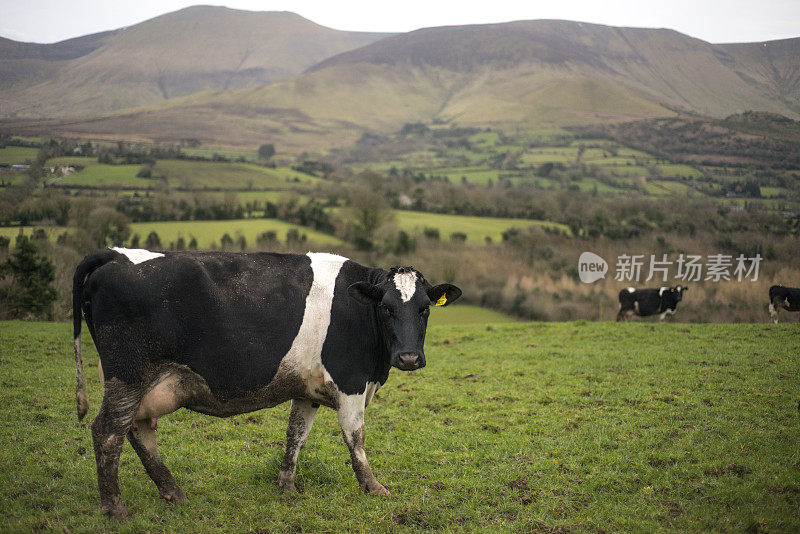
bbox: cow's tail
[73,249,116,421]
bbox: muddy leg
[128,420,187,504]
[769,302,779,324]
[278,399,319,492]
[337,394,388,496]
[91,379,142,519]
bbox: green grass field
[428,305,515,325]
[0,219,343,248]
[392,210,570,241]
[0,146,39,165]
[0,209,568,249]
[49,157,151,187]
[42,157,321,190]
[0,321,797,532]
[129,219,343,248]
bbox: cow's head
[347,267,462,371]
[668,285,687,304]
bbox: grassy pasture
[428,304,516,325]
[178,146,258,161]
[0,208,567,249]
[0,219,342,248]
[1,321,798,532]
[48,157,151,188]
[0,146,39,165]
[43,158,320,190]
[153,160,320,190]
[129,219,343,248]
[391,211,570,242]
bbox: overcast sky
[1,0,799,45]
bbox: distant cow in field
[768,285,800,323]
[617,286,687,321]
[72,248,461,518]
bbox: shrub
[0,235,57,319]
[145,231,162,250]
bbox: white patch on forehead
[279,252,348,401]
[111,247,164,264]
[627,287,636,293]
[394,271,418,302]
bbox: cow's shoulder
[321,260,389,394]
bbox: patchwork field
[129,219,343,248]
[390,211,571,242]
[0,219,343,248]
[0,146,39,165]
[39,157,322,191]
[1,321,798,532]
[0,209,568,248]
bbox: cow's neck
[367,268,392,384]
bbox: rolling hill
[0,6,388,119]
[2,15,799,152]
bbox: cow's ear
[348,282,383,304]
[428,284,462,307]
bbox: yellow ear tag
[435,295,447,307]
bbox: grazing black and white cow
[616,286,687,321]
[72,247,461,518]
[768,285,800,323]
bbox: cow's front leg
[769,302,779,323]
[337,394,389,496]
[278,399,319,492]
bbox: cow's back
[85,251,313,399]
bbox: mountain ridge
[2,11,799,152]
[0,6,390,119]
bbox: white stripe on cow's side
[626,287,635,293]
[280,253,348,399]
[659,287,668,296]
[111,247,165,264]
[394,271,418,302]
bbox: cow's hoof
[102,502,129,520]
[161,487,188,504]
[277,471,298,493]
[367,483,390,496]
[279,482,298,493]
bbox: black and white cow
[768,285,800,323]
[72,247,461,518]
[616,286,687,321]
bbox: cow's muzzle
[393,351,425,371]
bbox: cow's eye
[381,305,394,317]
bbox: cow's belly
[137,358,340,420]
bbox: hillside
[2,19,799,151]
[0,6,388,119]
[717,38,800,118]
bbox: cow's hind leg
[337,394,389,496]
[91,379,143,519]
[128,420,187,504]
[278,399,319,492]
